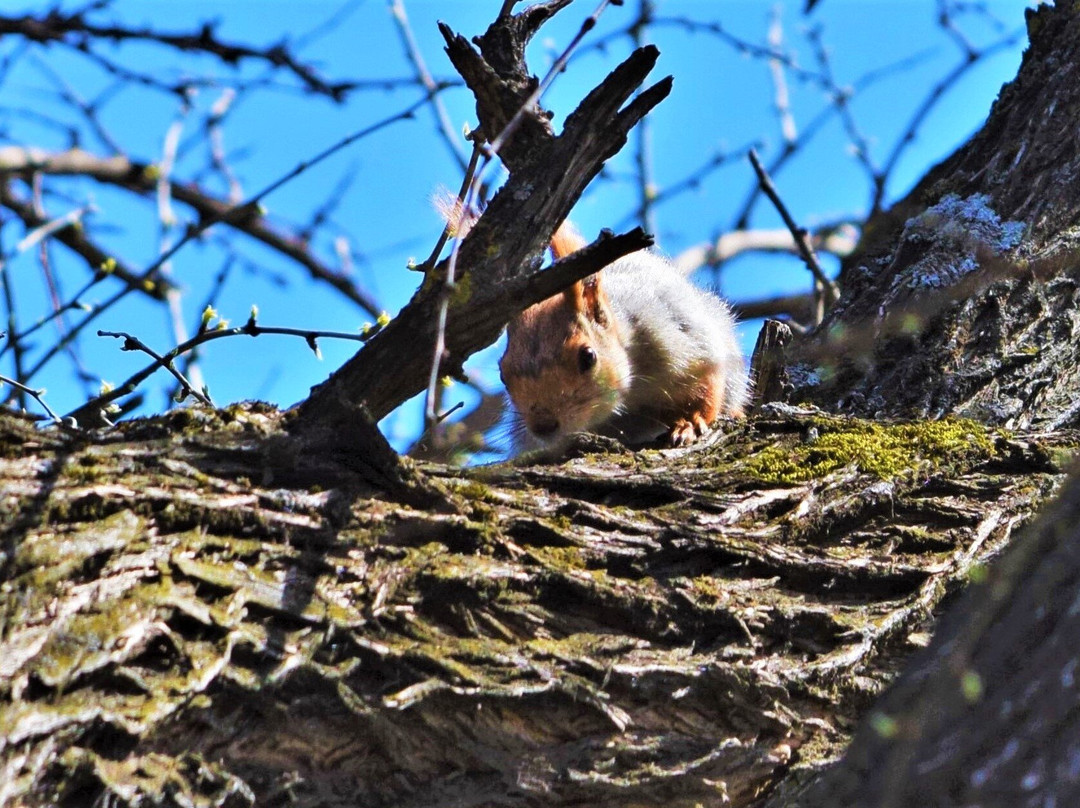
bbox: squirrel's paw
[667,414,712,447]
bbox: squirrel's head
[499,274,630,443]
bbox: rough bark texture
[783,463,1080,808]
[1,405,1074,807]
[788,2,1080,431]
[4,2,1080,807]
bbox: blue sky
[0,0,1033,451]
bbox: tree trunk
[4,2,1080,807]
[781,461,1080,808]
[787,1,1080,431]
[2,403,1076,807]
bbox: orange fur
[431,188,476,240]
[549,221,588,260]
[433,190,585,264]
[499,274,630,441]
[429,192,747,448]
[499,242,749,449]
[666,372,723,446]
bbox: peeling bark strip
[790,2,1080,431]
[1,407,1076,806]
[296,4,671,428]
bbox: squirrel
[499,222,749,448]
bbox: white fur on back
[603,251,749,429]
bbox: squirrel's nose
[530,415,559,437]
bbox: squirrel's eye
[578,346,597,373]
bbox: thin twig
[13,202,95,255]
[0,247,26,410]
[747,148,839,309]
[389,0,468,171]
[28,52,124,154]
[141,95,430,297]
[22,282,129,384]
[423,146,481,430]
[294,1,367,51]
[767,7,797,148]
[631,0,657,237]
[171,255,236,399]
[615,141,758,230]
[98,330,212,407]
[875,23,1023,214]
[416,137,482,435]
[2,268,103,355]
[299,163,360,244]
[0,372,62,423]
[70,316,376,425]
[205,89,243,203]
[17,98,424,385]
[0,11,359,101]
[31,174,94,391]
[806,25,878,193]
[732,28,951,229]
[0,179,172,301]
[421,142,483,272]
[157,97,205,398]
[579,15,828,89]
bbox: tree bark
[780,462,1080,808]
[3,2,1080,808]
[1,403,1076,807]
[788,1,1080,432]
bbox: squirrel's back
[598,252,748,442]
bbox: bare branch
[767,7,797,147]
[630,0,658,236]
[748,147,840,308]
[0,11,359,101]
[0,140,390,316]
[0,180,169,300]
[0,253,25,410]
[875,22,1024,213]
[615,141,759,231]
[0,372,62,422]
[673,223,857,274]
[388,0,468,171]
[12,200,95,255]
[98,329,213,411]
[4,271,103,355]
[203,89,243,204]
[807,25,879,201]
[69,315,374,427]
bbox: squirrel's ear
[566,275,609,327]
[550,221,588,260]
[432,187,477,239]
